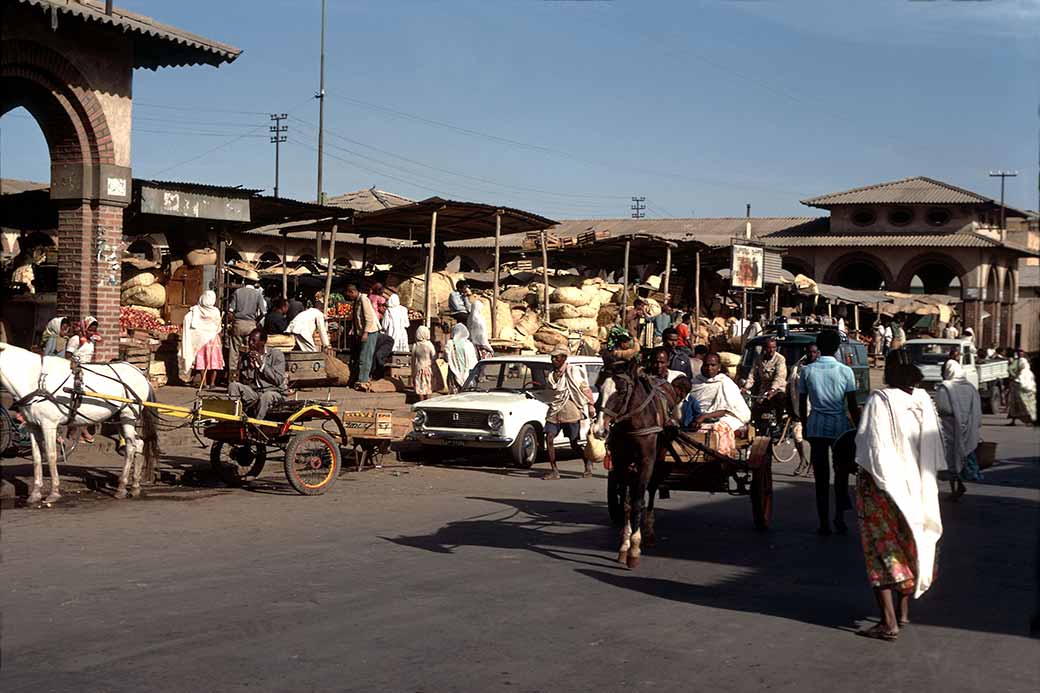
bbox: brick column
[56,201,123,362]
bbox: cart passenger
[682,353,751,457]
[228,328,287,420]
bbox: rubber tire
[509,423,541,469]
[751,463,773,532]
[210,442,267,487]
[607,468,625,526]
[284,430,341,496]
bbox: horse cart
[78,391,394,496]
[607,422,775,531]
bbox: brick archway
[2,39,125,358]
[823,252,895,290]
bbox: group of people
[40,315,101,364]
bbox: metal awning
[351,197,557,242]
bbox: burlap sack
[500,286,531,303]
[121,272,156,290]
[534,327,568,346]
[574,302,600,319]
[549,303,580,320]
[185,248,217,266]
[551,286,590,307]
[325,355,351,385]
[515,309,542,337]
[121,283,166,308]
[556,317,598,333]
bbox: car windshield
[907,343,956,366]
[462,361,555,394]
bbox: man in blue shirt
[799,330,861,536]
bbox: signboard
[731,244,764,289]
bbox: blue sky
[2,0,1037,219]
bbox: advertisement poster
[731,244,764,289]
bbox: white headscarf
[445,323,478,385]
[466,296,492,352]
[855,387,945,598]
[42,317,65,339]
[935,366,981,474]
[942,358,964,381]
[180,290,222,373]
[380,293,411,352]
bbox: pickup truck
[903,339,1008,413]
[406,355,603,467]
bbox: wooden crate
[577,230,610,247]
[342,409,394,439]
[285,351,327,383]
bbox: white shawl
[934,375,981,473]
[855,388,945,598]
[180,290,222,373]
[467,297,492,352]
[941,358,964,381]
[381,293,411,353]
[687,372,751,431]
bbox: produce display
[120,306,179,335]
[327,303,353,318]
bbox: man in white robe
[684,353,751,457]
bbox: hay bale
[549,303,580,320]
[121,283,166,309]
[121,271,156,290]
[551,286,590,307]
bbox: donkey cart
[607,426,774,531]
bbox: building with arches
[1,0,239,358]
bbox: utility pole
[630,196,645,219]
[989,170,1018,238]
[315,0,327,257]
[269,114,287,198]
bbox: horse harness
[9,357,138,425]
[602,371,675,438]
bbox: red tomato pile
[119,306,180,335]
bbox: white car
[406,355,603,467]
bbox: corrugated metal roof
[446,216,824,249]
[802,176,995,207]
[16,1,241,69]
[323,188,414,212]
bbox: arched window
[256,251,281,269]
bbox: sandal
[856,624,898,641]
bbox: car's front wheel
[509,423,541,468]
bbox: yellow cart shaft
[79,390,309,432]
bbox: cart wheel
[751,463,773,531]
[607,468,624,526]
[284,430,341,495]
[210,442,267,487]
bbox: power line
[134,102,269,116]
[631,196,646,219]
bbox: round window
[926,208,951,227]
[888,207,913,227]
[851,208,877,226]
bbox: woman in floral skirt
[853,348,945,641]
[410,325,436,401]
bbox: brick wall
[56,202,122,361]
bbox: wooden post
[741,289,748,349]
[772,283,780,319]
[854,303,860,333]
[361,234,369,275]
[315,229,323,262]
[281,231,289,299]
[694,250,701,343]
[424,211,438,327]
[323,222,338,306]
[621,238,631,326]
[492,210,502,338]
[662,244,672,303]
[215,232,226,341]
[540,228,550,323]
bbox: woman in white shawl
[1007,348,1036,426]
[935,358,982,499]
[180,290,224,389]
[40,316,69,356]
[683,353,751,457]
[853,348,945,641]
[410,325,436,401]
[380,293,411,353]
[466,296,494,360]
[444,323,478,393]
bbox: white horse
[0,342,159,504]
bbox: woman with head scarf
[65,316,100,364]
[935,353,982,499]
[180,290,224,389]
[381,293,411,354]
[466,295,494,361]
[410,325,436,401]
[444,323,478,393]
[41,317,69,357]
[853,348,945,641]
[1007,348,1036,426]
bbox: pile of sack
[120,270,166,314]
